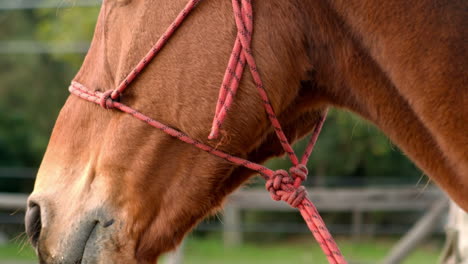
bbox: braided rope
[109,0,202,100]
[216,0,300,165]
[68,0,346,263]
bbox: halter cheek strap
[69,0,346,263]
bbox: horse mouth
[78,221,98,264]
[39,220,100,264]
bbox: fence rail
[0,186,443,213]
[0,186,444,242]
[0,193,28,210]
[0,186,447,264]
[228,187,442,211]
[0,168,37,179]
[222,186,444,246]
[0,41,90,54]
[0,0,101,10]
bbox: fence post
[381,197,449,264]
[439,201,468,264]
[352,208,363,241]
[164,239,185,264]
[224,205,242,247]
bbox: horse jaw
[28,0,314,261]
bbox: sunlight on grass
[170,236,441,264]
[1,236,441,263]
[0,241,36,261]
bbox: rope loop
[110,90,122,100]
[290,164,308,187]
[99,90,116,109]
[265,168,308,208]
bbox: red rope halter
[69,0,346,263]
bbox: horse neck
[307,0,468,210]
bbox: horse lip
[79,221,99,264]
[36,221,98,264]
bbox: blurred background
[0,1,449,263]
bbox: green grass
[175,236,441,264]
[0,240,36,261]
[0,236,442,263]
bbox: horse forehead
[100,0,309,85]
[74,0,311,152]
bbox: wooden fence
[223,186,444,246]
[0,186,447,264]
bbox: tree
[0,5,422,185]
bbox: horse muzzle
[25,196,121,264]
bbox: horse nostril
[25,204,42,248]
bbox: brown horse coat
[29,0,467,263]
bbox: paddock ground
[0,235,442,264]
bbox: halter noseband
[69,0,346,263]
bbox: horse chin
[36,221,99,263]
[78,224,141,264]
[47,224,140,263]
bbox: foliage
[0,5,422,186]
[267,109,422,186]
[0,7,97,167]
[35,5,100,66]
[0,5,437,263]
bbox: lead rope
[69,0,346,263]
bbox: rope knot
[99,90,116,109]
[289,164,308,187]
[265,168,308,208]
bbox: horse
[25,0,467,263]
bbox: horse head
[26,1,327,262]
[26,0,467,263]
